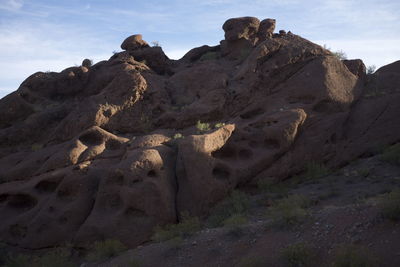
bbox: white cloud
[0,0,23,11]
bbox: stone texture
[0,17,399,249]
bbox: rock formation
[0,16,399,249]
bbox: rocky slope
[0,16,399,250]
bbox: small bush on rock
[266,194,310,228]
[152,212,201,242]
[332,244,377,267]
[304,162,330,180]
[281,242,314,267]
[207,190,250,227]
[200,51,218,61]
[196,120,211,132]
[381,143,400,166]
[380,189,400,221]
[86,239,127,262]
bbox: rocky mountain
[0,16,399,251]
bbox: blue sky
[1,0,399,98]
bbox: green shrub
[333,50,347,60]
[173,133,183,139]
[304,162,330,180]
[357,168,370,178]
[332,244,377,267]
[281,242,314,267]
[200,51,218,61]
[207,191,250,227]
[237,255,265,267]
[366,65,376,75]
[34,249,74,267]
[152,212,201,242]
[380,189,400,221]
[257,179,290,197]
[128,258,143,267]
[31,143,43,152]
[266,194,310,228]
[86,239,127,262]
[214,122,225,128]
[196,120,211,132]
[381,143,400,165]
[4,254,31,267]
[223,214,248,237]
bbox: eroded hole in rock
[9,224,27,238]
[107,172,124,185]
[313,99,336,113]
[104,193,122,209]
[240,108,264,119]
[58,216,68,224]
[212,165,230,180]
[129,178,142,186]
[238,149,253,159]
[7,194,37,210]
[248,140,258,148]
[57,185,78,201]
[0,194,7,203]
[264,139,280,149]
[35,178,62,193]
[147,170,157,177]
[124,207,147,218]
[330,133,337,144]
[286,95,316,104]
[212,145,236,159]
[106,139,121,150]
[79,130,104,146]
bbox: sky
[0,0,399,98]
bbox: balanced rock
[222,16,260,41]
[258,18,276,40]
[121,34,149,51]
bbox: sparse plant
[223,213,248,237]
[199,51,218,61]
[379,189,400,221]
[381,143,400,166]
[128,257,143,267]
[333,50,347,60]
[281,242,314,267]
[33,248,74,267]
[304,162,330,180]
[173,133,183,139]
[207,190,250,227]
[86,239,127,262]
[214,122,225,128]
[151,41,160,47]
[237,255,265,267]
[266,194,310,228]
[366,65,376,75]
[31,143,43,152]
[322,44,347,60]
[257,178,290,197]
[152,212,201,242]
[196,120,211,132]
[4,254,31,267]
[357,168,370,178]
[332,244,377,267]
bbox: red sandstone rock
[0,17,399,249]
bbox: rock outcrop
[0,17,399,249]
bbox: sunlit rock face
[0,16,399,249]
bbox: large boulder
[121,34,149,51]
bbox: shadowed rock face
[0,16,399,249]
